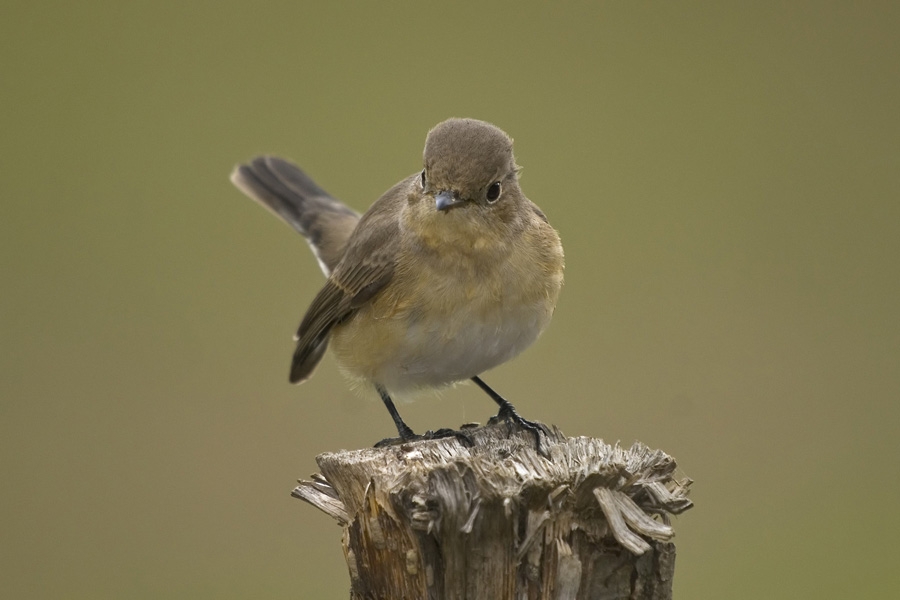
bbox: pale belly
[329,265,559,394]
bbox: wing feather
[288,176,412,383]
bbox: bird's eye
[486,182,502,202]
[420,170,426,188]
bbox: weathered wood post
[293,421,692,599]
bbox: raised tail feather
[231,156,362,383]
[230,156,360,276]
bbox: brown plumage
[232,118,564,444]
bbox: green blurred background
[2,2,898,598]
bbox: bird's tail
[230,156,360,276]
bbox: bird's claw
[374,427,474,449]
[492,403,550,458]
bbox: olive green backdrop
[2,2,898,598]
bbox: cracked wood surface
[293,421,692,600]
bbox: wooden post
[293,421,692,600]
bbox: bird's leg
[471,375,548,456]
[377,385,416,440]
[374,386,474,448]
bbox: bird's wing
[288,178,409,383]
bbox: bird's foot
[491,401,550,458]
[374,427,474,449]
[425,428,475,447]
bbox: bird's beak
[435,190,464,211]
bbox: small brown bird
[231,118,564,445]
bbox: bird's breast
[329,223,563,395]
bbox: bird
[231,118,564,448]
